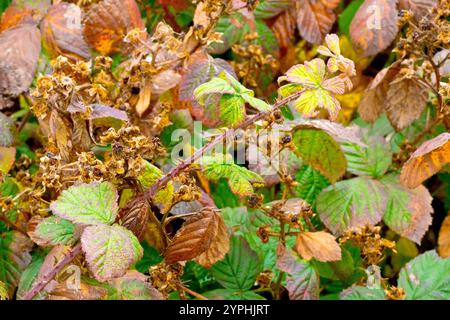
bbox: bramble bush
[0,0,449,301]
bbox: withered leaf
[398,0,437,20]
[0,0,51,31]
[195,212,230,268]
[83,0,145,55]
[48,109,72,161]
[350,0,398,57]
[295,0,340,44]
[0,22,41,109]
[117,197,150,241]
[108,270,164,300]
[40,3,90,60]
[400,133,450,188]
[164,208,219,265]
[296,231,342,262]
[271,11,296,51]
[385,76,428,131]
[438,213,450,258]
[46,281,108,300]
[358,62,400,123]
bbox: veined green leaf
[293,128,346,183]
[241,93,271,112]
[293,165,330,206]
[33,216,77,246]
[398,250,450,300]
[340,285,386,300]
[50,181,118,225]
[219,94,246,126]
[316,177,386,235]
[81,224,143,282]
[194,77,235,102]
[202,288,265,300]
[278,83,303,98]
[138,160,174,211]
[211,236,262,291]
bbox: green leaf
[211,236,262,291]
[135,242,163,273]
[16,254,45,300]
[316,177,386,235]
[398,250,450,300]
[194,77,235,102]
[380,175,433,244]
[293,89,341,120]
[202,289,265,300]
[293,165,330,206]
[341,132,392,178]
[277,247,320,300]
[278,83,303,98]
[109,275,162,300]
[219,94,246,126]
[340,285,386,300]
[254,0,292,19]
[293,128,347,183]
[241,93,271,112]
[81,224,143,282]
[138,160,174,211]
[33,216,77,246]
[0,231,33,297]
[202,156,264,196]
[50,181,118,226]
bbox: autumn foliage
[0,0,449,301]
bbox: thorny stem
[274,220,286,300]
[139,91,305,202]
[0,212,27,236]
[22,243,82,300]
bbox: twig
[139,91,305,202]
[177,283,209,300]
[22,243,82,300]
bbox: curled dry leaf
[83,0,145,55]
[40,3,91,60]
[385,76,428,131]
[350,0,398,56]
[195,212,230,268]
[295,0,340,44]
[400,133,450,188]
[296,231,342,262]
[117,197,150,241]
[398,0,438,20]
[358,62,400,123]
[164,208,222,265]
[438,213,450,258]
[0,22,41,109]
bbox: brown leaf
[350,0,398,56]
[0,0,50,31]
[358,62,400,123]
[272,11,296,51]
[400,133,450,188]
[398,0,437,20]
[135,80,152,117]
[438,213,450,258]
[83,0,145,55]
[296,231,342,262]
[385,76,428,131]
[117,197,150,241]
[164,208,219,264]
[46,281,108,300]
[295,0,340,44]
[195,212,230,268]
[40,3,91,60]
[0,22,41,108]
[27,215,48,246]
[48,109,72,161]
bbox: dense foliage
[0,0,449,301]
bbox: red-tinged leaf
[116,197,150,241]
[40,3,90,60]
[108,270,164,300]
[271,11,296,50]
[0,22,41,109]
[295,0,340,44]
[195,212,230,268]
[400,133,450,188]
[381,175,433,244]
[164,208,220,265]
[438,213,450,258]
[350,0,398,56]
[276,245,320,300]
[296,231,342,262]
[385,76,429,131]
[398,0,437,20]
[0,0,50,31]
[90,104,129,122]
[81,224,143,282]
[157,0,188,11]
[27,215,78,247]
[358,62,400,123]
[83,0,145,55]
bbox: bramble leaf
[27,215,77,246]
[81,224,143,282]
[219,94,246,126]
[293,165,330,206]
[50,181,119,225]
[340,286,386,300]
